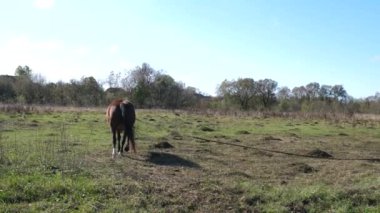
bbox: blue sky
[0,0,379,98]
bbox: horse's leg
[122,130,128,152]
[112,128,117,158]
[117,130,122,155]
[130,131,136,153]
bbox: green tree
[256,79,277,109]
[277,86,291,101]
[306,82,320,100]
[235,78,257,110]
[217,78,257,110]
[319,85,333,101]
[331,85,348,103]
[218,79,239,109]
[79,77,105,106]
[123,63,159,107]
[0,75,17,102]
[105,87,127,104]
[292,86,307,100]
[277,86,292,112]
[106,70,121,88]
[15,65,32,79]
[153,74,177,108]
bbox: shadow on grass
[147,152,201,168]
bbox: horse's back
[107,100,123,129]
[107,99,135,130]
[120,101,136,127]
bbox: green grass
[0,108,379,212]
[0,172,101,212]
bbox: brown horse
[106,99,136,157]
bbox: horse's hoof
[124,146,129,152]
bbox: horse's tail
[122,101,136,125]
[125,125,136,153]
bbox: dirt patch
[290,162,317,173]
[0,156,11,166]
[307,149,333,158]
[255,123,264,127]
[236,130,250,135]
[289,133,300,138]
[338,133,349,136]
[195,148,212,154]
[200,126,215,132]
[214,135,229,139]
[263,136,282,141]
[28,123,39,127]
[286,201,308,213]
[242,195,265,207]
[226,171,252,178]
[154,141,174,149]
[170,131,183,140]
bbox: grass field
[0,108,379,212]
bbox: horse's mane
[109,99,123,106]
[106,99,133,123]
[109,99,131,106]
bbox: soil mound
[154,141,174,149]
[200,126,215,132]
[291,162,316,173]
[289,133,300,138]
[236,130,250,135]
[170,131,183,140]
[307,149,333,158]
[263,136,282,141]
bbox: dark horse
[106,99,136,157]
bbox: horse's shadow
[146,151,201,168]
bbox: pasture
[0,107,379,212]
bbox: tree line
[1,63,380,114]
[0,64,203,108]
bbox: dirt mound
[286,201,307,213]
[289,133,300,138]
[263,136,282,141]
[0,156,11,166]
[236,130,250,135]
[154,141,174,149]
[290,162,316,173]
[227,171,252,178]
[200,126,215,132]
[170,131,183,140]
[307,149,333,158]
